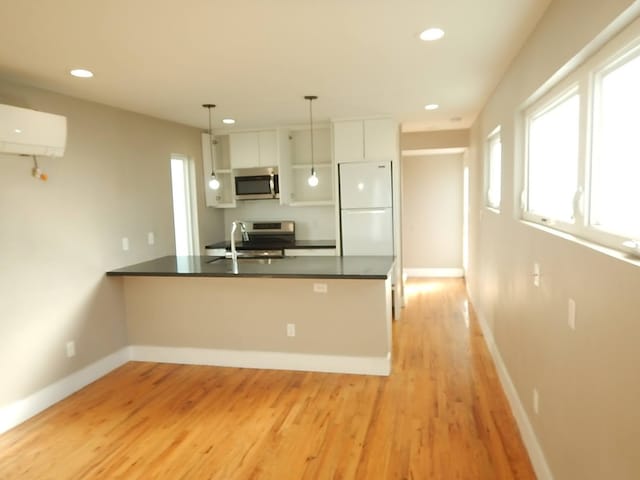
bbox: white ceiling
[0,0,550,133]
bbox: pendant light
[304,95,319,187]
[202,103,220,190]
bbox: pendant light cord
[304,95,318,174]
[203,104,216,177]
[309,97,315,172]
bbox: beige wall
[466,1,640,479]
[402,154,463,270]
[0,79,224,407]
[123,276,391,358]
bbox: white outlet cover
[568,298,576,330]
[122,237,130,251]
[147,232,155,245]
[66,341,76,358]
[313,283,328,293]
[286,323,295,337]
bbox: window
[526,90,580,224]
[170,155,199,256]
[486,127,502,210]
[521,24,640,257]
[590,49,640,240]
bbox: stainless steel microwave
[234,167,279,200]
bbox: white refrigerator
[339,161,394,256]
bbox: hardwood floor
[0,279,536,479]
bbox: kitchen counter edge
[106,255,394,280]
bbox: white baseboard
[0,347,131,435]
[466,286,554,480]
[0,345,389,435]
[130,345,391,377]
[403,267,464,278]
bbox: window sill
[520,219,640,268]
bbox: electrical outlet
[66,341,76,358]
[122,237,130,251]
[147,232,155,245]
[533,263,540,287]
[533,388,539,415]
[313,283,328,293]
[568,298,576,330]
[286,323,295,337]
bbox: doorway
[401,149,466,278]
[170,155,200,256]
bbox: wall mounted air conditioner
[0,103,67,157]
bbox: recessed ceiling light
[70,68,94,78]
[222,118,235,125]
[424,104,439,111]
[419,28,445,42]
[14,128,22,134]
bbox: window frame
[520,19,640,258]
[522,82,584,234]
[485,126,502,211]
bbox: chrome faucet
[230,221,249,263]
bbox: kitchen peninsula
[108,255,394,375]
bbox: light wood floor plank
[0,279,535,479]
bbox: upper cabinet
[229,130,278,169]
[201,133,235,208]
[279,125,334,206]
[333,118,397,163]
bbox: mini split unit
[0,103,67,157]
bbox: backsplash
[222,200,336,241]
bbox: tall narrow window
[526,90,580,223]
[170,155,199,256]
[590,48,640,240]
[486,127,502,210]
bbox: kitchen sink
[206,257,283,265]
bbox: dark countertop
[106,255,394,280]
[205,239,336,250]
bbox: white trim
[403,267,464,278]
[130,345,391,377]
[401,147,466,157]
[466,286,554,480]
[0,348,131,435]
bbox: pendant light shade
[304,95,319,188]
[203,103,220,191]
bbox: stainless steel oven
[234,167,279,200]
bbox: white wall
[401,153,463,271]
[0,79,224,408]
[466,1,640,479]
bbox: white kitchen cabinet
[229,130,278,169]
[333,118,397,163]
[202,133,235,208]
[280,126,334,206]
